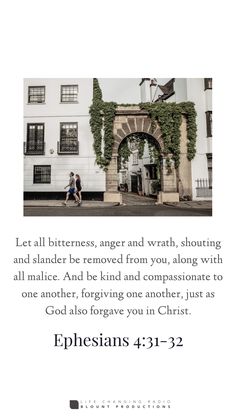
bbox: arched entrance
[104,106,183,204]
[117,132,162,196]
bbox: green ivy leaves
[140,102,197,167]
[89,79,117,169]
[89,79,197,170]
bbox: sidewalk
[164,200,212,209]
[24,199,212,209]
[121,192,156,206]
[24,200,119,208]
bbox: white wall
[24,78,93,116]
[24,79,105,192]
[186,79,211,199]
[160,78,212,200]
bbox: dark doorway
[131,175,138,193]
[138,174,142,193]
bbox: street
[24,205,212,217]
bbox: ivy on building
[139,102,197,167]
[89,79,197,170]
[89,79,117,169]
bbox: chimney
[139,78,157,102]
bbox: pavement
[164,200,212,209]
[24,205,212,217]
[121,193,157,206]
[24,200,119,208]
[24,196,212,210]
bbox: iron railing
[195,178,212,198]
[24,141,45,155]
[57,140,79,154]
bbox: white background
[1,1,236,418]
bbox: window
[204,78,212,90]
[26,123,44,154]
[59,122,78,153]
[207,153,212,188]
[28,86,45,103]
[33,165,51,183]
[149,165,157,180]
[61,85,78,102]
[132,152,138,165]
[206,111,212,137]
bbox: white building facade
[139,78,212,200]
[24,78,212,201]
[24,78,105,199]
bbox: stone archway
[104,106,192,204]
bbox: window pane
[59,122,78,152]
[61,85,78,102]
[206,111,212,137]
[204,78,212,90]
[34,165,51,183]
[27,124,44,152]
[133,152,138,164]
[207,154,212,188]
[28,86,45,103]
[61,123,77,138]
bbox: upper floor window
[149,165,157,180]
[206,111,212,137]
[204,78,212,90]
[28,86,45,103]
[206,153,212,188]
[132,152,138,165]
[61,85,78,103]
[33,165,51,184]
[25,123,45,154]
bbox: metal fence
[195,179,212,198]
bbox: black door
[131,175,138,193]
[138,174,142,192]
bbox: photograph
[23,78,212,216]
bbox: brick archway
[104,106,191,204]
[112,109,164,155]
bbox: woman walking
[75,174,82,206]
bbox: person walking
[63,172,79,205]
[75,174,82,206]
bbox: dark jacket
[76,178,82,191]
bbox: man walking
[63,172,80,205]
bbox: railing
[195,178,212,198]
[57,140,79,154]
[24,142,45,155]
